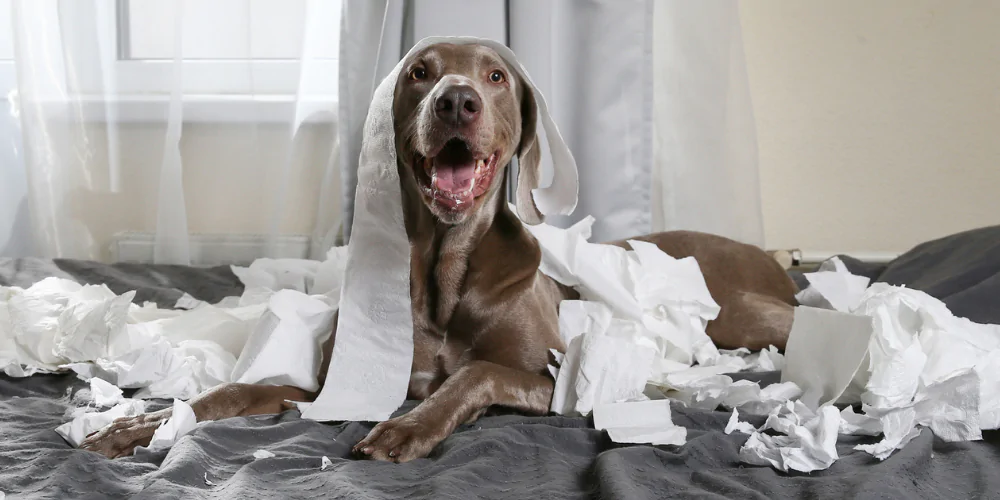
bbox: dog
[80,42,797,462]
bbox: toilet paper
[739,259,1000,471]
[147,399,198,450]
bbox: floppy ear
[514,77,544,225]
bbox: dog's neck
[401,168,531,329]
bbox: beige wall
[741,0,1000,255]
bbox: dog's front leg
[353,360,553,463]
[79,383,313,458]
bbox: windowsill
[1,60,339,124]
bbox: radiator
[109,232,311,266]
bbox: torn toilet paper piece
[148,399,198,450]
[231,259,320,294]
[593,399,687,446]
[725,409,757,434]
[228,246,350,300]
[55,398,146,447]
[553,324,656,416]
[252,449,276,460]
[739,403,841,473]
[230,289,336,392]
[838,406,881,436]
[781,307,874,409]
[853,407,922,460]
[794,257,870,312]
[89,377,124,407]
[321,456,333,470]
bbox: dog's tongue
[434,161,476,193]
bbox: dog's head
[393,43,542,225]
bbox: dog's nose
[435,85,482,127]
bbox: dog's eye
[408,67,427,81]
[489,70,505,84]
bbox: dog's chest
[408,320,475,399]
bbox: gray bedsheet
[3,227,1000,499]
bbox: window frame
[42,0,339,124]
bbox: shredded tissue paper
[9,234,1000,469]
[2,245,348,452]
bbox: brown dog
[80,43,797,462]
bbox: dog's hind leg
[709,291,795,351]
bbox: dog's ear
[514,76,543,225]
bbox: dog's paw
[352,413,447,463]
[79,409,169,458]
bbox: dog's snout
[434,85,482,127]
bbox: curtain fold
[651,1,764,246]
[508,0,653,242]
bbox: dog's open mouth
[415,138,499,211]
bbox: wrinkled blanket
[3,227,1000,499]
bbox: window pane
[126,0,339,60]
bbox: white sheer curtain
[2,0,343,264]
[2,0,764,263]
[339,0,763,245]
[652,1,764,246]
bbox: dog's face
[393,43,539,225]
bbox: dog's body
[82,43,797,462]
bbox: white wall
[741,0,1000,255]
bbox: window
[4,1,340,123]
[115,0,341,98]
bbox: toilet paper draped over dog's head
[302,37,578,422]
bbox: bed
[3,226,1000,499]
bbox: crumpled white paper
[231,259,321,295]
[530,217,726,422]
[14,246,353,451]
[593,399,686,446]
[148,399,198,450]
[530,216,803,450]
[794,257,870,312]
[739,402,841,473]
[3,243,351,399]
[89,377,124,407]
[252,449,276,460]
[725,409,757,434]
[230,290,336,392]
[740,258,1000,471]
[55,398,146,447]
